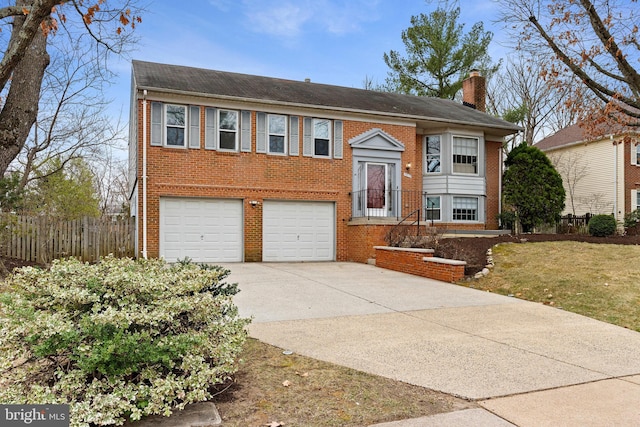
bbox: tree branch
[528,14,640,118]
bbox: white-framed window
[635,144,640,165]
[165,104,186,146]
[453,196,478,221]
[425,196,441,220]
[218,109,238,151]
[452,136,479,174]
[313,118,331,157]
[425,135,441,173]
[151,102,201,148]
[268,114,287,154]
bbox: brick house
[128,61,520,263]
[536,124,640,222]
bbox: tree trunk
[0,6,50,177]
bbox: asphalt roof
[535,124,586,151]
[132,60,521,134]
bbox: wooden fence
[0,215,135,263]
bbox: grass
[212,338,473,426]
[470,241,640,331]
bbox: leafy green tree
[25,157,100,220]
[503,143,565,232]
[383,5,496,98]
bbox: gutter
[135,86,522,135]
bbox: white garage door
[263,201,335,262]
[160,198,243,263]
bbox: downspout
[142,89,148,259]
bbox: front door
[366,163,388,216]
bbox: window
[268,114,287,154]
[453,197,478,221]
[425,196,441,220]
[452,136,478,174]
[313,119,331,157]
[636,144,640,165]
[425,136,441,173]
[165,104,186,147]
[219,109,238,150]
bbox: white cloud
[242,0,381,38]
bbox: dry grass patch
[212,338,473,426]
[472,241,640,331]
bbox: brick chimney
[462,70,486,112]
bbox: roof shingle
[132,60,521,134]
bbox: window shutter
[333,120,343,159]
[632,143,638,166]
[205,108,217,150]
[289,116,299,156]
[151,102,163,146]
[633,190,638,212]
[189,106,200,148]
[241,110,252,152]
[256,112,267,153]
[303,117,313,157]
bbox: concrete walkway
[224,262,640,426]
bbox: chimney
[462,70,486,112]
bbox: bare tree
[0,0,141,177]
[497,0,640,135]
[487,54,582,150]
[14,30,127,194]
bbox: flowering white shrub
[0,256,249,426]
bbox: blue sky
[107,0,510,125]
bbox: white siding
[547,140,617,217]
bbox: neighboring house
[536,124,640,223]
[128,61,520,263]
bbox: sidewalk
[227,262,640,426]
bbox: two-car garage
[159,198,335,263]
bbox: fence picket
[0,214,135,263]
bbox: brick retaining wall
[374,246,467,283]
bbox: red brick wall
[624,137,640,213]
[485,140,502,230]
[136,100,420,261]
[375,247,466,283]
[346,224,393,263]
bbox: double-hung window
[636,144,640,165]
[219,109,238,150]
[313,119,331,157]
[452,136,478,174]
[425,196,441,220]
[165,105,186,147]
[425,136,441,173]
[453,197,478,221]
[268,114,287,154]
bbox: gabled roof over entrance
[132,60,521,135]
[349,128,405,151]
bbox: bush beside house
[0,256,249,427]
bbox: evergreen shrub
[0,256,249,426]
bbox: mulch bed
[435,233,640,277]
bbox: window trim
[452,135,479,175]
[425,196,442,221]
[267,114,288,155]
[218,109,239,151]
[312,118,332,158]
[452,196,479,222]
[164,103,187,148]
[425,135,442,174]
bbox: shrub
[0,256,249,427]
[588,214,617,237]
[624,209,640,230]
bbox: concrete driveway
[224,262,640,426]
